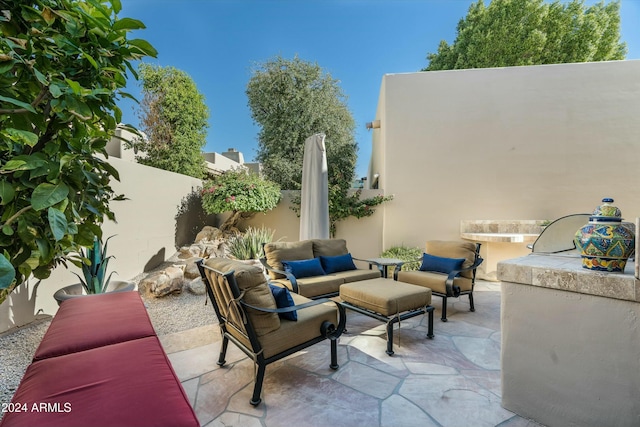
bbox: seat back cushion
[264,240,314,279]
[312,239,349,257]
[425,240,478,279]
[205,257,280,336]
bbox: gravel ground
[0,257,215,413]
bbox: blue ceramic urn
[574,198,636,272]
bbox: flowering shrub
[201,169,281,231]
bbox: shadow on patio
[160,281,544,427]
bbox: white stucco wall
[369,60,640,253]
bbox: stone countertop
[460,232,539,243]
[497,252,640,303]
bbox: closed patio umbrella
[299,133,329,240]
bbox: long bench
[0,291,199,427]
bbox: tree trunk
[219,211,255,233]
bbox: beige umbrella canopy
[299,133,329,240]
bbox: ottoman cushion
[340,279,431,317]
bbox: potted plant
[53,236,135,306]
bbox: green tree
[201,169,281,233]
[424,0,626,71]
[0,0,156,302]
[131,64,209,179]
[246,55,390,236]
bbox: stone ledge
[460,232,539,243]
[498,253,639,303]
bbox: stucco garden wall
[28,158,204,324]
[368,60,640,253]
[241,189,386,262]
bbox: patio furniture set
[197,238,483,405]
[3,237,483,423]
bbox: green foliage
[73,235,115,294]
[381,245,422,272]
[201,169,281,232]
[226,226,276,260]
[0,0,155,300]
[424,0,626,71]
[131,64,209,179]
[246,55,391,234]
[246,55,357,191]
[292,188,393,237]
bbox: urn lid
[590,198,622,223]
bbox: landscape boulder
[139,265,185,297]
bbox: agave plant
[73,236,116,294]
[226,227,276,260]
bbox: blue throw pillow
[320,253,357,274]
[269,284,297,321]
[420,253,465,275]
[281,258,326,278]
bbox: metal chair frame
[394,243,483,322]
[197,259,345,406]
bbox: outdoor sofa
[261,238,381,298]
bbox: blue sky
[118,0,639,179]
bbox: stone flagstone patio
[160,281,545,427]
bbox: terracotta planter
[53,280,137,307]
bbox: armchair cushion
[205,257,280,336]
[425,240,479,279]
[264,240,315,279]
[312,239,349,257]
[269,284,297,321]
[420,253,465,275]
[320,253,357,274]
[258,293,339,359]
[276,275,345,298]
[397,270,474,294]
[282,258,326,278]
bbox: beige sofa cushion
[396,270,473,295]
[205,257,280,336]
[273,275,344,299]
[425,240,477,279]
[312,239,348,257]
[264,240,315,279]
[329,269,381,283]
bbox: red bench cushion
[1,337,199,427]
[33,291,156,361]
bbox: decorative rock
[186,278,207,296]
[183,257,202,279]
[195,226,222,243]
[202,239,227,258]
[139,266,185,297]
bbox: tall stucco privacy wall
[32,158,204,319]
[368,60,640,252]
